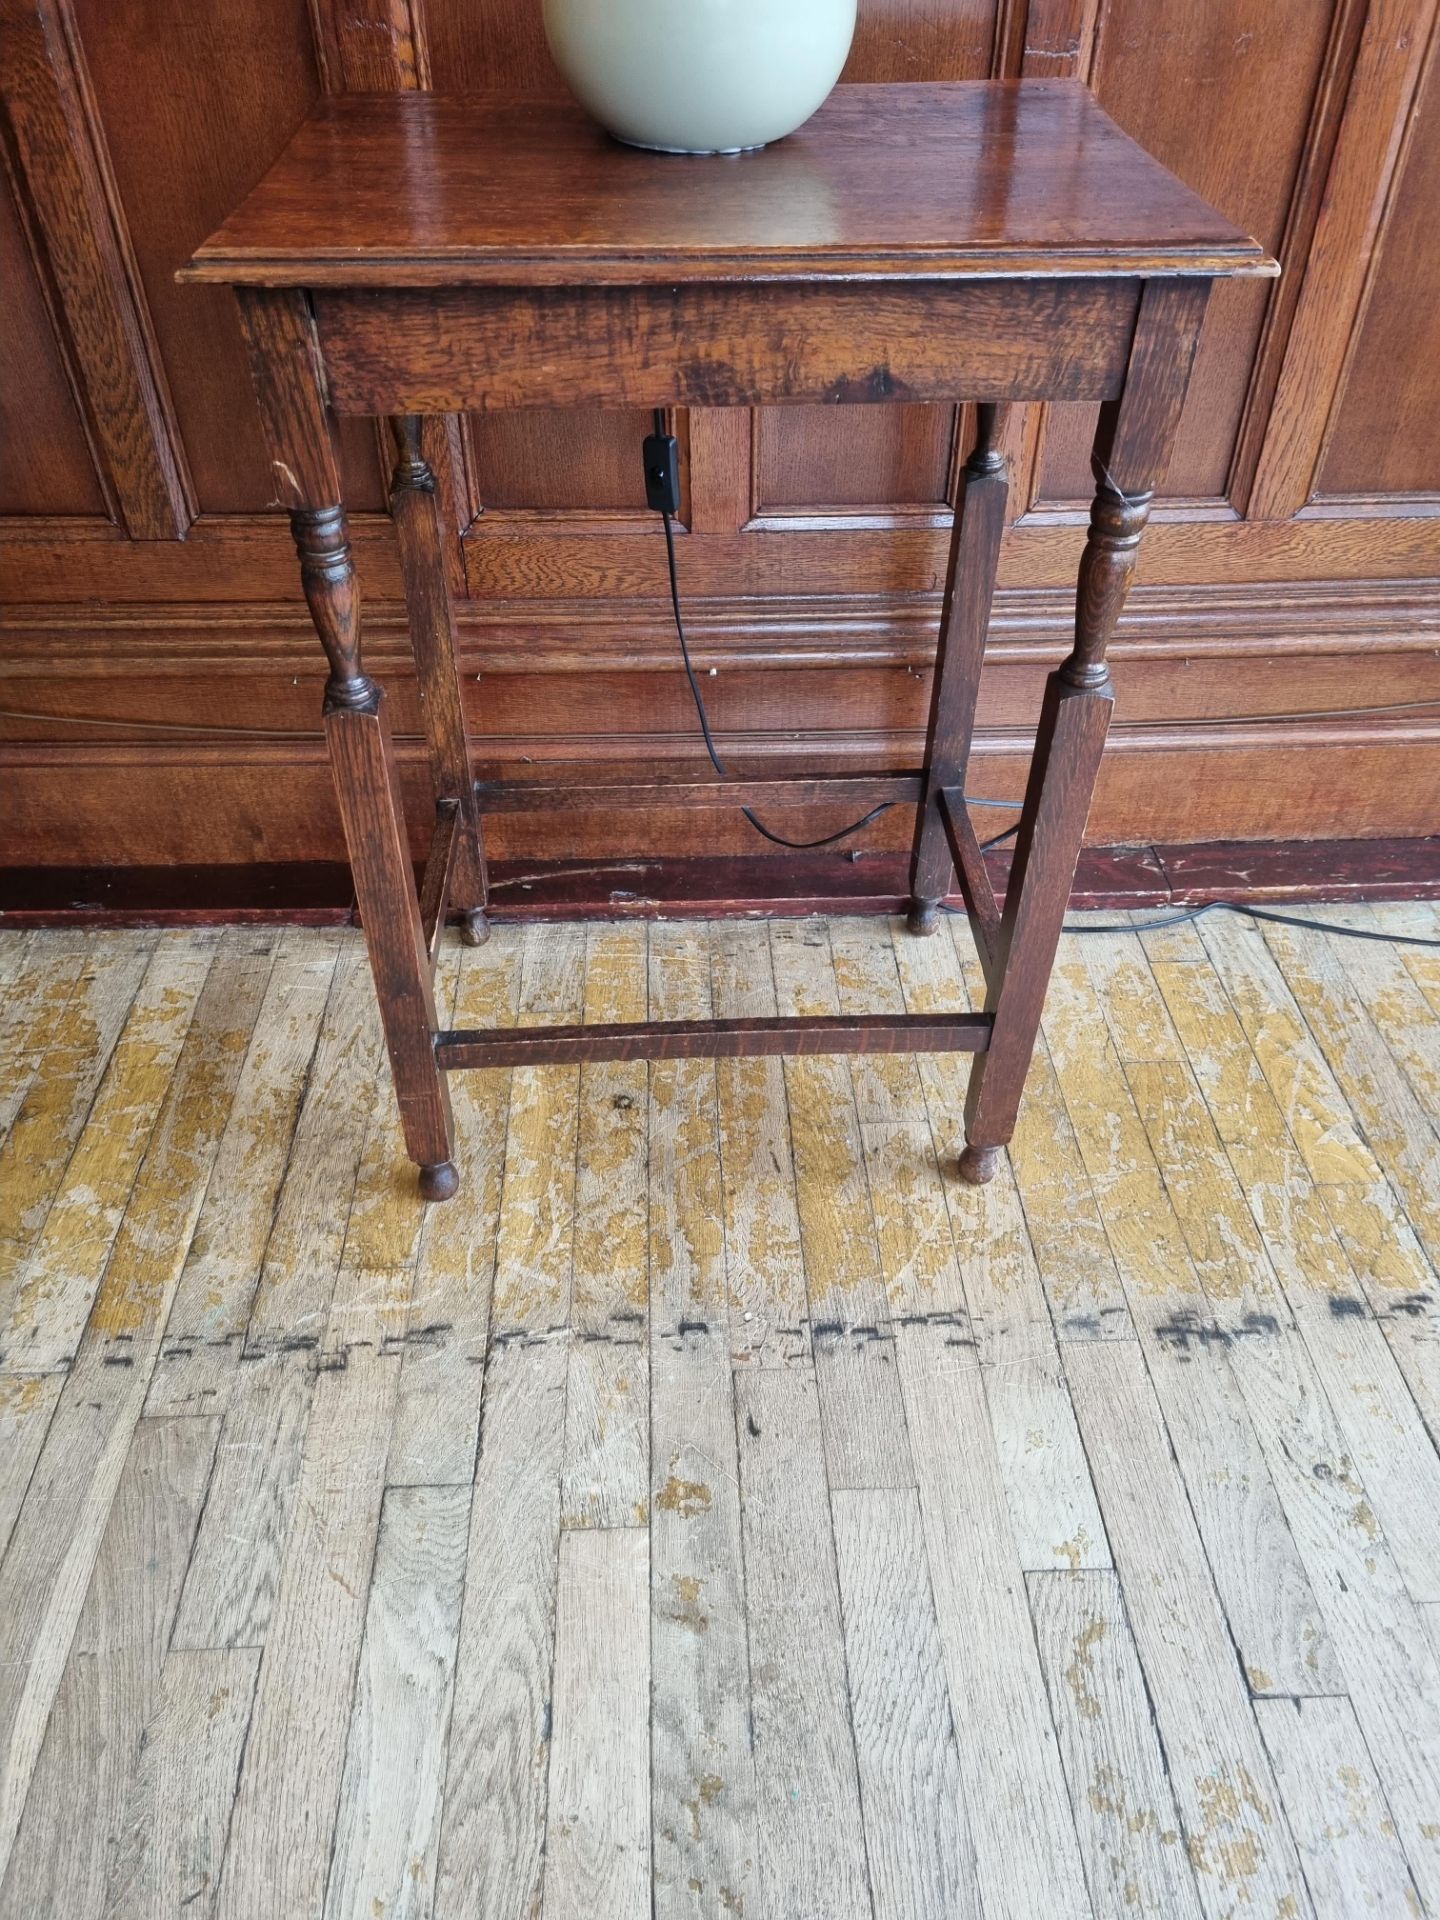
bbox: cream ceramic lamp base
[543,0,858,155]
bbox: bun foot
[419,1160,460,1202]
[907,898,941,937]
[957,1143,1003,1186]
[460,909,491,949]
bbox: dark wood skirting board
[6,723,1437,865]
[4,836,1437,929]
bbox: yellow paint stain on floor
[3,908,1439,1919]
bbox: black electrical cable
[659,503,899,850]
[1236,902,1440,946]
[939,896,1440,948]
[652,419,1440,949]
[979,822,1022,852]
[663,500,1028,853]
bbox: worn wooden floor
[0,906,1438,1920]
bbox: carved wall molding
[0,0,194,537]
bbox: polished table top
[182,82,1275,290]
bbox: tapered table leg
[389,415,490,947]
[298,507,457,1197]
[908,403,1009,935]
[958,279,1211,1182]
[236,288,457,1199]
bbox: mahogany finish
[180,85,1270,288]
[180,81,1268,1196]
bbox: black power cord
[652,410,901,850]
[648,419,1440,950]
[1051,900,1440,947]
[658,504,899,850]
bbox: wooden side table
[183,82,1274,1201]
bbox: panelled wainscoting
[1,909,1439,1916]
[2,0,1439,890]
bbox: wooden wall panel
[842,0,1001,80]
[66,0,385,513]
[1,0,193,537]
[755,407,956,512]
[0,165,103,514]
[423,0,560,94]
[1038,0,1340,503]
[2,0,1438,891]
[471,411,653,513]
[65,0,314,511]
[1318,22,1440,497]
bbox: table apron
[312,276,1141,414]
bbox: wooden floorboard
[1,907,1438,1918]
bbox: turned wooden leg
[235,289,458,1197]
[389,414,490,946]
[958,279,1211,1181]
[908,404,1009,935]
[296,503,457,1197]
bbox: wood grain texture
[707,922,810,1362]
[3,912,1439,1912]
[102,1647,260,1920]
[389,414,486,907]
[1105,938,1440,1610]
[0,0,193,537]
[1255,1695,1426,1920]
[562,924,650,1529]
[1321,15,1440,497]
[1259,912,1440,1281]
[144,930,339,1416]
[0,935,155,1307]
[882,920,1113,1571]
[1197,913,1440,1439]
[832,1489,981,1920]
[489,922,584,1332]
[0,1415,217,1920]
[735,1366,872,1920]
[898,1333,1091,1920]
[0,939,271,1893]
[7,0,1439,877]
[324,1485,470,1920]
[0,1375,60,1564]
[1064,1341,1313,1918]
[0,934,83,1143]
[1249,0,1440,518]
[185,85,1272,287]
[166,948,384,1651]
[1029,1569,1204,1920]
[0,937,212,1371]
[244,940,385,1350]
[647,923,762,1920]
[387,932,519,1486]
[1044,944,1344,1700]
[213,1328,402,1920]
[439,1009,992,1069]
[317,279,1141,416]
[770,920,915,1489]
[432,1338,567,1920]
[542,1528,651,1920]
[169,1350,313,1652]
